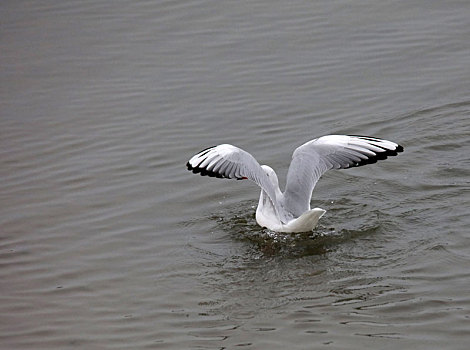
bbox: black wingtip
[186,160,226,179]
[346,136,404,168]
[348,135,382,141]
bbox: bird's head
[261,165,279,187]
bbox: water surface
[1,1,470,349]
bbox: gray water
[1,1,470,349]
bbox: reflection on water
[190,203,413,347]
[210,199,389,259]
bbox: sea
[1,1,469,349]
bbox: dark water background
[1,1,469,349]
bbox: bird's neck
[256,189,281,226]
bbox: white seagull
[187,135,403,233]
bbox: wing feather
[283,135,403,217]
[187,144,287,222]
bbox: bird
[186,135,403,233]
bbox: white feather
[187,135,403,232]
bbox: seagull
[187,135,403,233]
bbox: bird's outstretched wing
[283,135,403,217]
[187,144,287,222]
